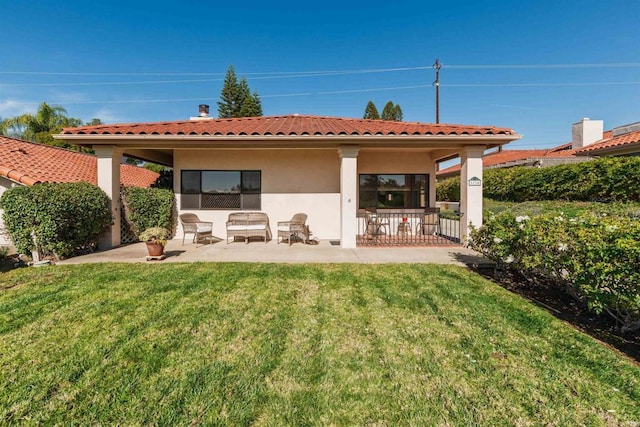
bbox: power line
[445,63,640,69]
[6,80,640,106]
[1,62,639,76]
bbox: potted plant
[139,227,170,257]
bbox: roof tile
[577,129,640,153]
[62,115,515,137]
[0,136,159,187]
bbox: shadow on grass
[452,252,640,364]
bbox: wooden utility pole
[433,59,441,123]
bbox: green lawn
[1,263,638,425]
[484,198,640,218]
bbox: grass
[484,198,640,218]
[1,263,639,425]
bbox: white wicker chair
[179,213,213,246]
[277,213,308,245]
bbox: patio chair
[277,213,308,245]
[416,207,440,236]
[364,207,389,238]
[179,213,213,246]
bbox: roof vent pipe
[199,104,209,117]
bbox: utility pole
[433,59,441,123]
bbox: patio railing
[356,208,461,246]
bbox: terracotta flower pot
[145,242,165,257]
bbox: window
[181,170,261,210]
[359,174,428,209]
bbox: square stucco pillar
[94,146,122,249]
[339,146,360,248]
[460,147,485,243]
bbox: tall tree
[217,66,263,118]
[239,92,263,117]
[217,66,240,119]
[381,101,395,120]
[0,103,101,151]
[391,104,403,121]
[363,101,380,119]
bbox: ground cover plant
[1,263,638,425]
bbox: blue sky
[1,0,639,150]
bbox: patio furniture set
[364,207,441,238]
[179,212,311,246]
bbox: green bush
[436,177,460,202]
[122,187,174,236]
[484,157,640,202]
[0,182,111,258]
[471,211,640,333]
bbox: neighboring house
[55,113,521,249]
[0,135,160,249]
[437,119,599,179]
[576,121,640,157]
[437,118,640,179]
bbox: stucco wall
[174,148,436,241]
[175,149,342,240]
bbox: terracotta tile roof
[436,143,582,177]
[0,136,159,187]
[61,115,516,137]
[577,129,640,154]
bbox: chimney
[572,118,603,149]
[190,104,213,121]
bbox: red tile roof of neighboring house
[60,115,516,137]
[577,129,640,154]
[0,136,159,187]
[437,149,551,176]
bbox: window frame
[180,170,262,210]
[358,173,429,210]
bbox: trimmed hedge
[122,187,174,236]
[484,157,640,202]
[0,182,111,258]
[470,211,640,333]
[435,177,460,202]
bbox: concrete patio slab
[56,239,493,267]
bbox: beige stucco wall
[175,149,342,240]
[174,148,436,242]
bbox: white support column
[94,146,122,249]
[339,146,360,249]
[460,147,485,243]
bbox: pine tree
[363,101,380,119]
[217,66,239,118]
[236,78,251,117]
[239,92,263,117]
[391,104,403,121]
[217,66,263,118]
[381,101,395,120]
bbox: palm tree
[0,102,81,144]
[0,102,82,146]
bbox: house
[437,118,640,179]
[0,135,160,249]
[575,120,640,157]
[54,112,521,249]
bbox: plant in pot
[139,227,170,257]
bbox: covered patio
[55,114,521,249]
[56,238,492,266]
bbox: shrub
[436,177,460,202]
[471,211,640,333]
[139,227,170,246]
[122,187,174,236]
[0,182,112,258]
[484,157,640,202]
